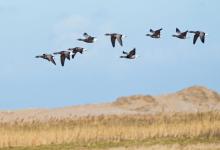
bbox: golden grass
[107,143,220,150]
[0,112,220,149]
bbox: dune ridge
[0,86,220,123]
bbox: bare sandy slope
[0,86,220,123]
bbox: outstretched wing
[78,49,83,54]
[49,56,56,65]
[116,34,123,46]
[60,54,66,66]
[111,36,116,47]
[200,32,205,43]
[66,53,70,60]
[176,28,181,34]
[72,53,76,59]
[83,33,90,38]
[150,29,154,33]
[193,34,199,44]
[128,49,136,57]
[154,28,162,35]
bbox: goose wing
[83,33,90,38]
[116,34,123,46]
[128,49,136,57]
[66,52,71,60]
[154,28,162,35]
[200,32,205,43]
[78,48,84,54]
[193,33,200,44]
[150,29,154,33]
[60,54,66,66]
[48,55,56,65]
[176,28,181,34]
[111,35,116,47]
[72,53,77,59]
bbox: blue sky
[0,0,219,109]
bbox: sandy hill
[0,86,220,123]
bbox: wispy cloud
[51,15,91,49]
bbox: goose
[120,48,137,59]
[68,47,87,59]
[77,33,97,43]
[105,33,126,47]
[35,53,56,65]
[53,51,71,66]
[146,28,162,38]
[172,28,188,39]
[189,31,206,44]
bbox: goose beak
[122,35,127,38]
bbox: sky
[0,0,220,109]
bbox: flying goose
[35,53,56,65]
[105,33,126,47]
[68,47,87,59]
[53,51,71,66]
[120,48,137,59]
[172,28,188,39]
[189,31,206,44]
[77,33,97,43]
[146,28,163,38]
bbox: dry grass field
[1,86,220,149]
[0,112,220,150]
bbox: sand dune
[0,86,220,123]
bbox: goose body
[53,51,71,66]
[189,31,206,44]
[78,33,97,43]
[35,53,56,65]
[172,28,188,39]
[68,47,87,59]
[146,28,162,38]
[105,33,126,47]
[120,48,137,59]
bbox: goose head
[135,55,139,58]
[93,37,97,42]
[122,35,127,38]
[105,33,111,36]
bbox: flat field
[0,112,220,150]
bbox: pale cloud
[51,15,91,49]
[55,15,89,29]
